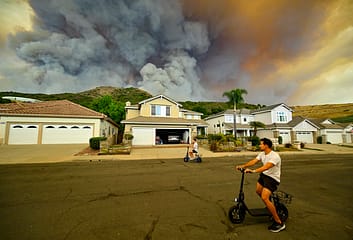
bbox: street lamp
[233,92,237,139]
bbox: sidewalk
[1,143,352,164]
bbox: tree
[249,121,266,136]
[222,88,248,109]
[90,95,126,141]
[223,88,248,138]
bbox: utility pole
[233,92,237,139]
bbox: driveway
[1,143,353,164]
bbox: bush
[124,134,134,140]
[208,134,225,142]
[300,142,305,148]
[89,137,107,150]
[317,136,323,144]
[278,136,283,144]
[284,143,292,148]
[249,136,260,146]
[196,135,208,139]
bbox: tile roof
[0,100,106,118]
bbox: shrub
[249,136,260,146]
[300,142,305,148]
[208,134,225,142]
[196,135,208,139]
[317,136,323,144]
[278,136,283,144]
[89,137,107,150]
[284,143,292,148]
[124,134,134,140]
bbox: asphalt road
[0,154,352,240]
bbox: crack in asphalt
[144,217,160,240]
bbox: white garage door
[42,124,93,144]
[132,128,154,145]
[296,131,313,143]
[326,132,342,144]
[279,131,291,144]
[8,124,39,144]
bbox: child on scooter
[189,138,198,160]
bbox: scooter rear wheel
[276,203,289,222]
[228,205,245,224]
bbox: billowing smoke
[3,0,210,101]
[1,0,352,105]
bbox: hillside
[1,86,352,122]
[291,103,353,122]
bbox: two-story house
[205,103,325,144]
[204,109,254,137]
[121,95,208,146]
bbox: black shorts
[258,173,279,193]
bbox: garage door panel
[132,128,154,145]
[8,124,39,144]
[279,132,291,144]
[42,125,93,144]
[326,132,342,144]
[296,132,313,143]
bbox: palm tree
[222,88,248,109]
[249,121,266,136]
[222,88,248,139]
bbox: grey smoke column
[6,0,210,100]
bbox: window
[243,118,247,122]
[46,126,55,128]
[225,115,233,123]
[276,112,287,122]
[151,105,171,117]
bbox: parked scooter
[228,168,291,224]
[183,146,202,163]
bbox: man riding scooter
[236,138,285,233]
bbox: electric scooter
[228,168,291,224]
[183,146,202,163]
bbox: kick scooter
[228,168,291,224]
[183,146,202,163]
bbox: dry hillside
[291,103,353,119]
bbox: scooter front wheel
[183,157,189,162]
[228,205,245,224]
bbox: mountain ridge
[1,86,352,122]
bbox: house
[205,103,351,144]
[121,95,208,146]
[0,100,119,145]
[205,109,254,137]
[309,118,345,144]
[341,123,353,143]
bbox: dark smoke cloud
[3,0,210,100]
[1,0,352,105]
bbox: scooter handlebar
[236,167,245,173]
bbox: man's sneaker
[268,221,286,233]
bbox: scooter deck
[248,207,270,216]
